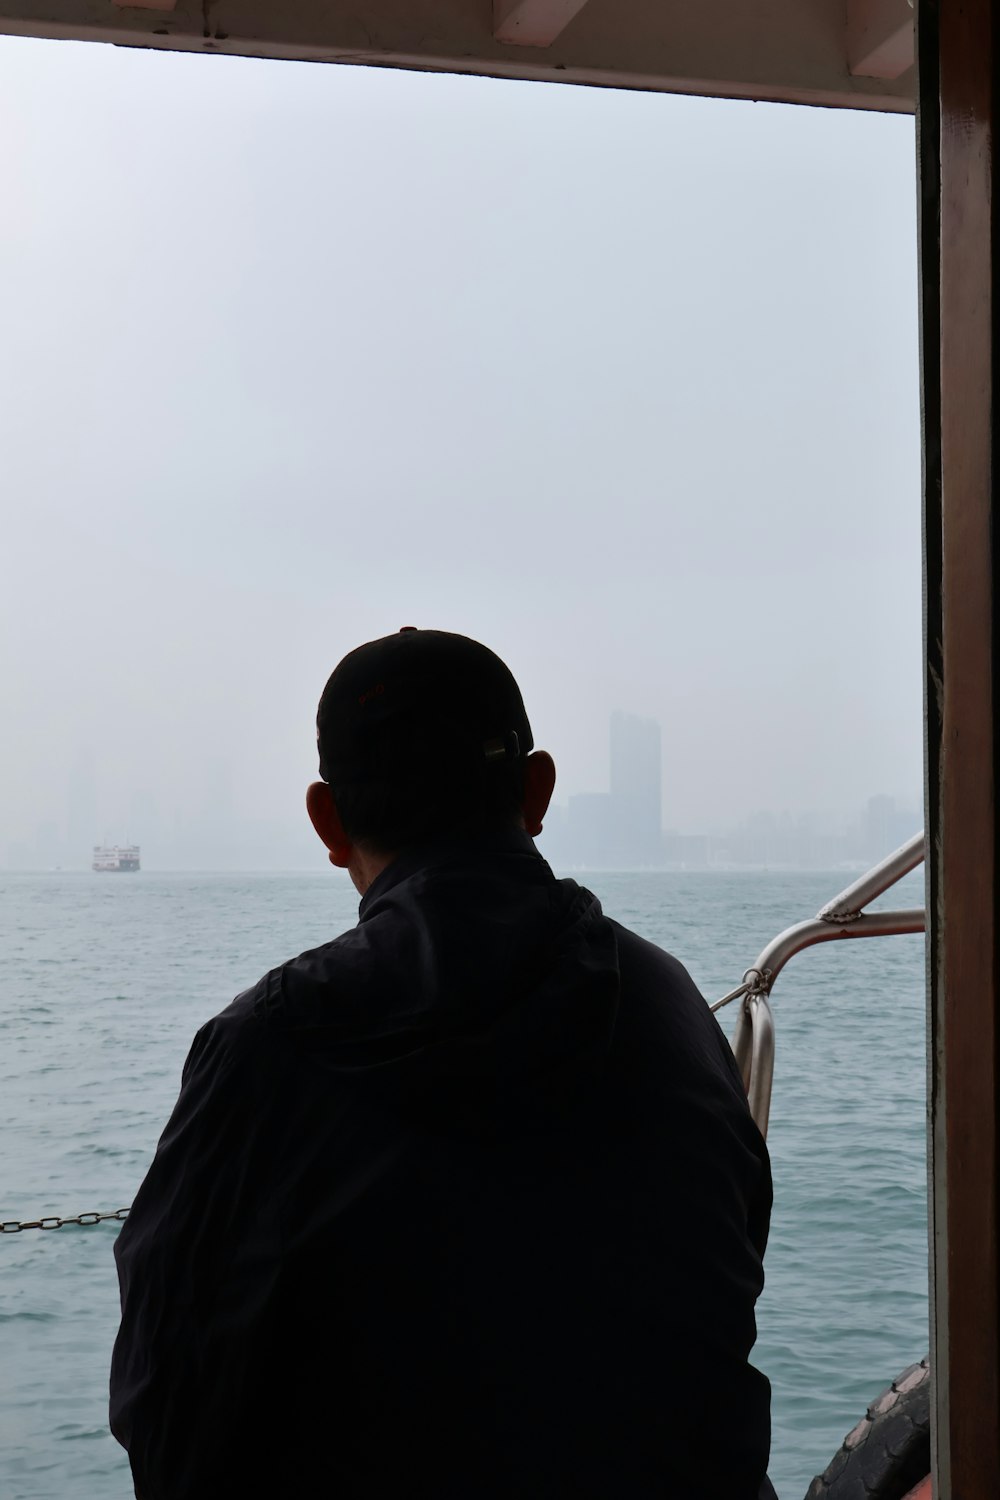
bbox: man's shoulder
[189,944,319,1062]
[606,918,751,1096]
[203,924,367,1046]
[607,918,705,1005]
[179,932,354,1102]
[182,981,272,1085]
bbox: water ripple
[0,867,927,1500]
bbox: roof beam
[0,0,916,114]
[847,0,914,80]
[493,0,589,48]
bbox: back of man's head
[315,628,535,852]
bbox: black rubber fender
[802,1358,930,1500]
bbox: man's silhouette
[111,628,773,1498]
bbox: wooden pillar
[919,0,1000,1494]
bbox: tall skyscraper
[66,747,99,869]
[610,712,662,864]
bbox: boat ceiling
[0,0,915,112]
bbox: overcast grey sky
[0,37,921,868]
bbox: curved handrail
[713,833,926,1137]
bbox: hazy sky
[0,38,921,868]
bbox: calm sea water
[0,866,927,1500]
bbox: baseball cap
[317,628,534,786]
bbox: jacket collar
[358,828,545,918]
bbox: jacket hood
[256,832,620,1125]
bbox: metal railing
[711,832,926,1138]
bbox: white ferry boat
[92,845,140,873]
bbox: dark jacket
[110,833,771,1499]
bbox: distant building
[864,794,919,860]
[610,711,663,865]
[662,832,711,869]
[66,749,99,870]
[565,792,616,866]
[540,713,665,868]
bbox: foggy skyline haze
[0,38,922,869]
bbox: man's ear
[522,751,556,838]
[306,782,354,869]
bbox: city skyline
[542,711,920,872]
[6,719,920,873]
[1,45,922,876]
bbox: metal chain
[1,1208,130,1234]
